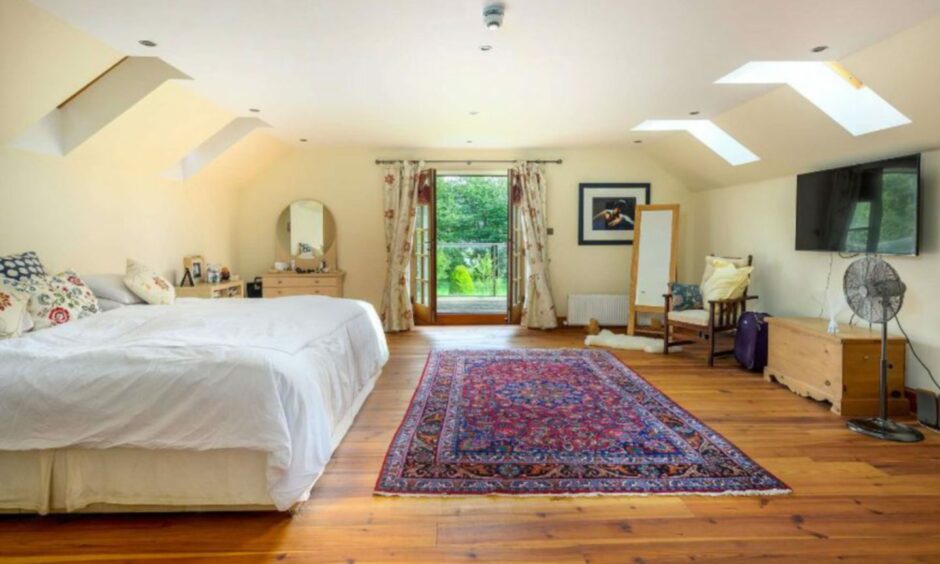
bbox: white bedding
[0,296,389,511]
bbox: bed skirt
[0,368,381,515]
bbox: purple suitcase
[734,312,771,372]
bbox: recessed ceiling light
[479,45,493,52]
[811,45,829,53]
[716,61,911,135]
[138,39,157,47]
[633,140,643,144]
[689,110,700,116]
[466,140,473,144]
[469,111,479,116]
[248,108,260,113]
[631,120,759,166]
[299,138,308,143]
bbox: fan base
[847,417,924,443]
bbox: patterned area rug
[376,349,789,496]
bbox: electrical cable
[818,252,834,318]
[896,315,940,392]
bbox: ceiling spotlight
[484,4,505,30]
[811,45,829,53]
[299,138,308,143]
[689,110,700,116]
[479,45,493,52]
[469,111,479,116]
[138,39,157,47]
[633,140,643,144]
[466,140,473,144]
[249,108,260,113]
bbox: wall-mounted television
[795,154,921,255]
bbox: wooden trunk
[763,317,908,417]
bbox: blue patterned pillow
[669,282,703,311]
[0,252,46,282]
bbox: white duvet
[0,296,389,510]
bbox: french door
[412,169,436,325]
[507,169,525,324]
[411,170,523,325]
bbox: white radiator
[566,294,629,326]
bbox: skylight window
[631,120,760,166]
[715,62,910,136]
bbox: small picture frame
[578,183,651,245]
[183,255,204,283]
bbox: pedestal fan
[843,256,923,442]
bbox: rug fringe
[374,488,792,498]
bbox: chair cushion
[702,263,753,302]
[668,282,703,311]
[701,256,750,287]
[667,309,710,326]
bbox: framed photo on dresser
[578,183,650,245]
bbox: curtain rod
[374,159,563,165]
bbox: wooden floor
[3,326,940,563]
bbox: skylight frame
[715,61,911,136]
[631,119,760,166]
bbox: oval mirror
[275,200,336,264]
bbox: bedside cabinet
[262,271,345,298]
[176,280,246,299]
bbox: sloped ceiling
[641,17,940,189]
[30,0,940,150]
[2,0,288,186]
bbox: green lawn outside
[437,278,508,298]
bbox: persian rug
[375,349,789,496]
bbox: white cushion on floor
[667,309,710,326]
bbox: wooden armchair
[663,255,756,366]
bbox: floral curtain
[380,161,423,332]
[512,162,558,329]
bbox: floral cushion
[0,251,47,281]
[4,271,101,330]
[124,259,175,305]
[669,282,703,311]
[0,282,30,338]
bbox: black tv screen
[795,154,921,255]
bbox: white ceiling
[31,0,940,149]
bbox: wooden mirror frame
[628,204,680,336]
[275,199,337,270]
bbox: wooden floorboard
[2,326,939,563]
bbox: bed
[0,296,388,514]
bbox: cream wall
[235,147,697,315]
[1,0,287,280]
[693,149,939,389]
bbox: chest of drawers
[261,271,345,298]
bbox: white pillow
[97,298,126,312]
[701,256,751,287]
[84,273,144,305]
[0,282,30,339]
[701,263,753,303]
[124,259,175,305]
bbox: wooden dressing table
[262,271,345,298]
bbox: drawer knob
[825,379,831,387]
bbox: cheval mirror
[275,199,338,270]
[628,204,680,335]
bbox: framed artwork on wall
[577,183,651,245]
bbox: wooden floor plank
[2,325,939,563]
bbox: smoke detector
[484,4,505,30]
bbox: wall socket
[546,227,554,235]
